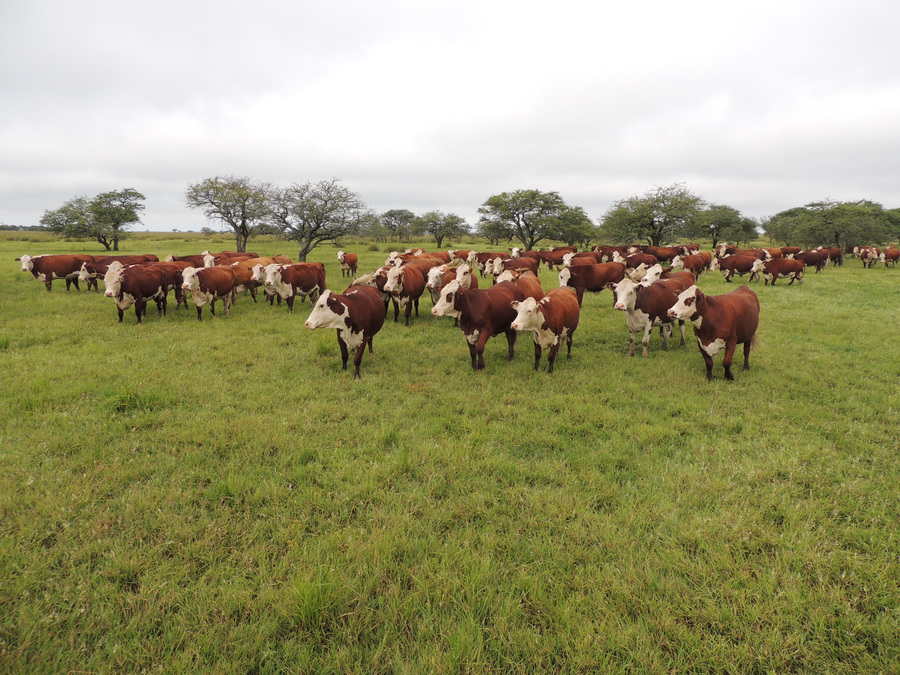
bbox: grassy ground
[1,235,899,673]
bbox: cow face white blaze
[203,254,216,267]
[425,265,447,289]
[668,285,701,323]
[510,297,541,332]
[337,251,345,263]
[250,264,266,283]
[562,252,575,267]
[558,267,572,287]
[642,264,663,284]
[181,266,200,292]
[431,279,460,318]
[19,254,34,272]
[102,262,125,296]
[709,257,720,272]
[750,259,765,276]
[612,278,638,311]
[384,266,404,295]
[455,264,473,289]
[78,262,91,282]
[305,291,348,331]
[263,263,282,287]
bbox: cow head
[18,254,34,272]
[509,246,522,258]
[425,265,448,289]
[455,264,474,289]
[337,251,345,263]
[263,263,283,288]
[558,267,572,288]
[305,290,348,331]
[431,279,461,319]
[611,277,639,311]
[709,257,720,272]
[668,285,702,321]
[383,266,404,295]
[203,254,216,267]
[562,252,575,267]
[642,264,663,284]
[510,297,542,332]
[78,262,92,282]
[250,264,267,284]
[164,254,176,262]
[181,266,200,293]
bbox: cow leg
[286,295,295,313]
[468,341,479,370]
[135,297,144,324]
[547,342,562,374]
[117,307,124,323]
[367,335,375,354]
[392,299,400,323]
[223,295,231,316]
[210,299,217,316]
[352,341,368,379]
[678,320,686,347]
[566,331,574,358]
[698,340,715,381]
[65,278,72,291]
[45,278,53,292]
[657,324,672,355]
[626,327,637,357]
[722,340,739,381]
[337,333,350,371]
[414,297,419,317]
[249,285,257,303]
[505,328,517,362]
[533,341,542,371]
[404,301,412,327]
[196,306,203,321]
[743,339,753,371]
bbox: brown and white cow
[510,286,580,373]
[305,285,386,379]
[263,262,327,311]
[709,254,760,282]
[104,265,168,323]
[165,254,208,267]
[492,255,540,279]
[668,285,760,381]
[181,266,237,320]
[795,250,826,273]
[17,254,94,291]
[751,257,805,285]
[228,256,291,303]
[431,279,525,371]
[610,276,689,357]
[558,263,626,306]
[880,248,899,267]
[383,264,426,326]
[671,252,712,278]
[337,251,359,277]
[77,254,159,291]
[467,251,510,276]
[497,269,543,301]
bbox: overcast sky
[3,0,899,233]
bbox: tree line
[39,179,900,257]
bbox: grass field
[2,234,899,673]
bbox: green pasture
[1,234,899,673]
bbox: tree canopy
[693,204,758,251]
[762,199,899,249]
[599,183,706,247]
[41,188,144,250]
[416,211,469,249]
[265,179,368,262]
[477,189,575,250]
[185,176,269,252]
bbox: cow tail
[750,334,759,349]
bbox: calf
[337,251,358,277]
[181,266,237,320]
[264,262,327,311]
[17,254,94,291]
[751,257,804,285]
[668,285,760,381]
[305,286,386,379]
[431,280,525,371]
[510,286,580,373]
[104,265,168,324]
[383,264,426,326]
[558,263,626,306]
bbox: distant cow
[17,254,94,291]
[510,286,580,373]
[493,256,540,279]
[709,255,760,282]
[383,264,426,326]
[751,258,805,285]
[795,250,826,273]
[431,280,525,371]
[103,264,168,324]
[181,266,237,320]
[880,248,899,267]
[227,256,291,303]
[305,285,386,379]
[668,285,760,381]
[337,251,359,277]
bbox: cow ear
[694,289,705,301]
[511,301,520,310]
[634,284,644,293]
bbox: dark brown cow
[795,250,826,273]
[305,285,386,379]
[709,255,760,282]
[165,254,207,267]
[820,247,843,266]
[181,266,237,320]
[383,264,426,326]
[431,280,526,371]
[753,258,805,285]
[337,251,358,277]
[780,246,802,257]
[17,254,94,291]
[643,246,681,263]
[511,286,581,373]
[557,263,626,306]
[78,254,160,291]
[880,248,899,267]
[264,262,327,312]
[668,285,760,381]
[494,256,540,278]
[104,265,168,323]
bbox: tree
[416,211,469,248]
[477,189,567,251]
[41,197,93,240]
[549,205,597,247]
[380,209,416,243]
[265,178,367,261]
[90,188,144,250]
[599,183,706,247]
[476,219,510,246]
[185,176,269,252]
[694,204,757,250]
[763,199,896,251]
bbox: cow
[382,264,426,326]
[304,286,386,379]
[795,250,826,273]
[537,249,572,270]
[201,250,259,260]
[426,264,478,304]
[145,260,194,309]
[668,285,760,381]
[467,251,510,277]
[610,276,689,357]
[859,247,881,268]
[558,263,626,306]
[709,255,760,282]
[780,246,802,258]
[103,264,168,324]
[563,251,604,267]
[337,251,359,277]
[263,262,327,311]
[613,251,659,269]
[493,256,540,279]
[751,257,805,285]
[880,248,899,267]
[431,280,525,371]
[671,252,712,278]
[642,246,681,263]
[181,266,237,320]
[496,269,543,301]
[448,249,472,264]
[510,286,580,373]
[228,256,291,303]
[165,254,208,267]
[627,263,664,284]
[17,254,94,291]
[77,254,160,291]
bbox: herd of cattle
[15,241,898,380]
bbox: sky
[3,0,900,233]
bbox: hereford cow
[103,265,168,324]
[383,264,426,326]
[610,276,689,357]
[431,280,525,371]
[17,254,94,291]
[668,285,760,381]
[780,246,802,258]
[510,286,580,373]
[304,286,386,379]
[77,254,159,291]
[496,269,543,301]
[751,257,805,285]
[165,254,207,267]
[467,251,510,276]
[263,262,327,311]
[880,248,899,267]
[228,256,291,303]
[337,251,359,277]
[181,266,237,320]
[493,256,540,279]
[558,263,626,306]
[709,255,760,282]
[795,250,826,273]
[671,252,712,278]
